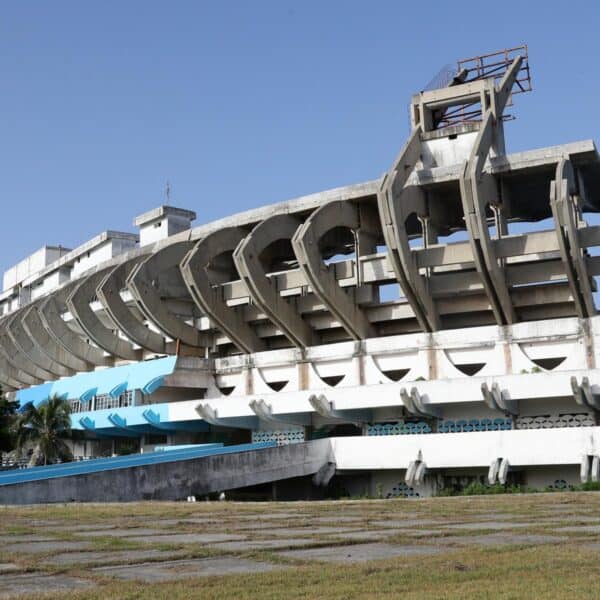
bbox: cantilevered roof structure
[4,47,600,502]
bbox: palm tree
[16,395,73,466]
[0,386,19,453]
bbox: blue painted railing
[0,442,276,487]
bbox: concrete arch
[0,314,54,382]
[22,304,90,373]
[96,256,167,355]
[181,227,266,354]
[6,308,72,378]
[377,126,438,332]
[67,269,140,360]
[127,241,211,349]
[0,353,30,389]
[292,200,375,340]
[39,286,109,367]
[233,213,315,349]
[0,319,41,386]
[550,157,595,318]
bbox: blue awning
[16,356,178,408]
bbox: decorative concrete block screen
[515,413,594,429]
[252,429,305,446]
[367,421,432,436]
[438,418,513,433]
[386,481,419,498]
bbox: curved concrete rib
[377,126,438,331]
[128,242,210,348]
[6,308,72,377]
[181,227,266,354]
[0,314,54,382]
[0,320,40,386]
[39,287,108,367]
[0,354,30,389]
[233,213,315,348]
[550,158,595,318]
[67,270,140,360]
[292,200,375,340]
[459,113,515,325]
[0,320,36,388]
[97,256,167,355]
[23,304,89,373]
[458,58,522,326]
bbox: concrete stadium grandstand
[3,46,600,502]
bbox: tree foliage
[0,386,19,453]
[16,395,73,466]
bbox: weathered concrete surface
[0,564,20,574]
[0,439,333,504]
[276,542,445,563]
[94,557,282,582]
[264,526,361,537]
[127,532,245,545]
[2,540,93,554]
[438,533,565,546]
[42,549,187,567]
[0,574,93,598]
[441,521,532,531]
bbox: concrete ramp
[0,439,334,504]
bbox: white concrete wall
[71,238,136,278]
[2,246,67,292]
[330,428,600,470]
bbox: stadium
[3,46,600,502]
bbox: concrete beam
[0,315,53,382]
[67,269,140,360]
[248,399,310,427]
[22,304,90,373]
[39,286,108,367]
[0,337,36,387]
[195,402,257,430]
[308,393,371,426]
[181,227,266,354]
[128,241,211,348]
[97,256,167,355]
[399,386,440,418]
[233,213,315,348]
[292,200,376,340]
[6,308,72,378]
[481,382,518,416]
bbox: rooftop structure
[3,47,600,501]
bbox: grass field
[1,492,600,598]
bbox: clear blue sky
[1,0,599,275]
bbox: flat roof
[134,205,197,227]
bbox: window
[69,399,91,413]
[94,394,119,411]
[93,391,135,411]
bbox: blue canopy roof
[16,356,177,408]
